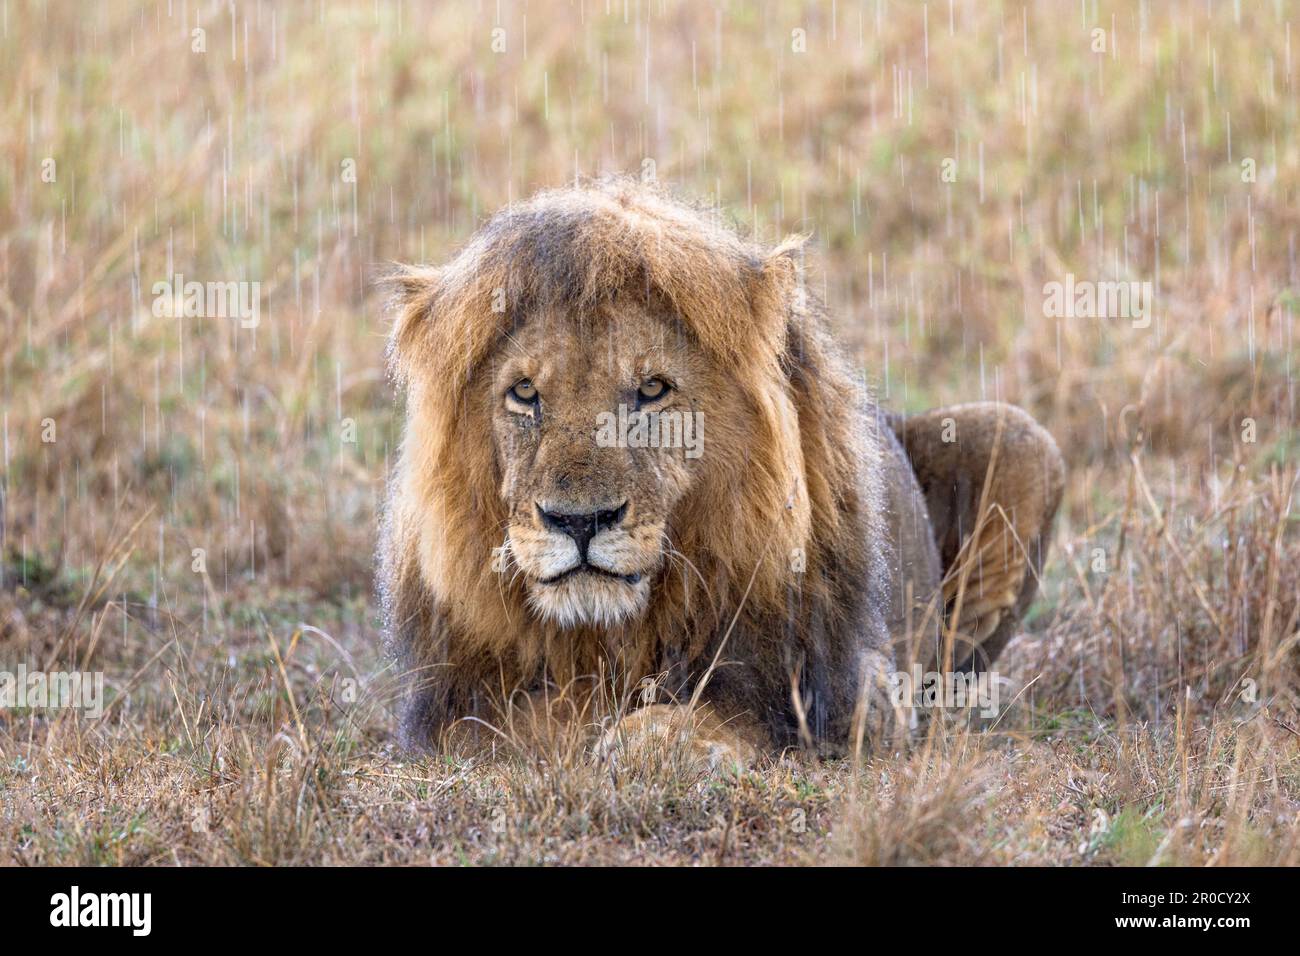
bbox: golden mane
[382,179,889,748]
[388,180,803,395]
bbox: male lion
[382,179,1063,765]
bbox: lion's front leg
[595,703,763,772]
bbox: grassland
[1,0,1297,865]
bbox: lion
[381,179,1064,766]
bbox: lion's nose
[537,502,628,560]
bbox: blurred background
[1,1,1297,864]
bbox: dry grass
[1,0,1298,865]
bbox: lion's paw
[594,704,757,774]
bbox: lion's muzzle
[508,498,661,628]
[536,501,627,562]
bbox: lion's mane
[382,179,892,749]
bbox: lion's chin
[527,572,650,629]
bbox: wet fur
[380,178,1060,755]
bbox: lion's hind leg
[891,402,1065,674]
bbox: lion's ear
[763,233,808,291]
[751,234,810,345]
[383,264,443,384]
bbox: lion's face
[487,300,729,628]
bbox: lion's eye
[636,377,670,405]
[508,379,538,404]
